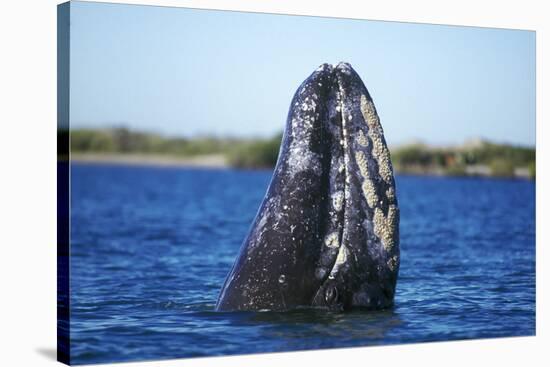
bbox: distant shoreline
[65,128,535,178]
[71,153,229,169]
[69,152,534,180]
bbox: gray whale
[216,62,399,311]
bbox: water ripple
[69,164,535,364]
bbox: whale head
[216,63,400,311]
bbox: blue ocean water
[69,163,536,364]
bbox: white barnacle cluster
[360,95,393,185]
[354,99,398,253]
[301,96,317,112]
[360,94,380,130]
[386,187,396,203]
[291,91,319,137]
[292,96,318,135]
[354,150,378,208]
[324,232,340,249]
[329,244,349,279]
[373,205,398,252]
[356,129,369,147]
[331,191,344,212]
[387,254,399,271]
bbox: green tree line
[391,141,535,178]
[68,128,282,169]
[66,128,535,177]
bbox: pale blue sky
[69,1,535,146]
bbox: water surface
[70,163,535,364]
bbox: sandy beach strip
[70,153,229,169]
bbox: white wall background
[0,0,547,366]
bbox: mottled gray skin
[216,63,399,312]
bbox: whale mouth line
[309,63,358,307]
[320,67,350,288]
